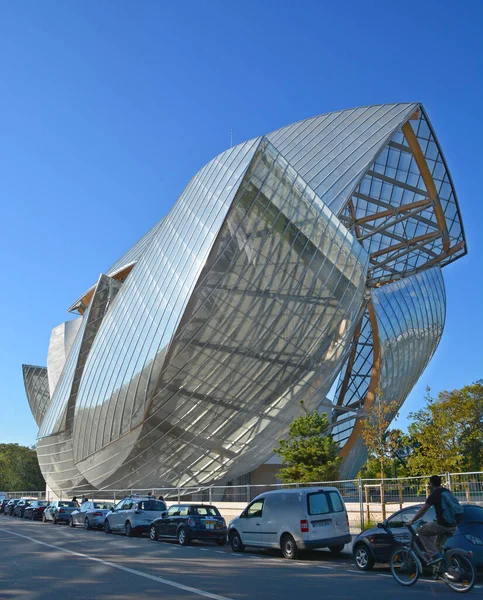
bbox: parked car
[353,503,483,570]
[0,499,10,514]
[70,501,114,529]
[43,501,78,524]
[228,487,351,559]
[104,496,167,537]
[13,499,32,518]
[24,500,49,520]
[4,499,20,516]
[149,504,227,546]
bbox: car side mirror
[240,511,246,518]
[377,522,383,528]
[161,511,167,518]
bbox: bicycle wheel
[390,547,420,586]
[442,552,475,593]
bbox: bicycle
[389,523,476,593]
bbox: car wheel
[149,525,158,541]
[229,530,245,553]
[42,513,47,523]
[177,527,189,546]
[280,534,298,559]
[216,538,226,546]
[329,544,345,555]
[354,544,375,571]
[69,517,75,527]
[104,519,111,534]
[84,517,90,530]
[125,521,133,537]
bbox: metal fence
[4,471,483,534]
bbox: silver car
[69,501,114,529]
[104,496,167,537]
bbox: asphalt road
[0,516,481,599]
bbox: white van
[228,487,351,559]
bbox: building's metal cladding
[23,365,51,427]
[23,103,467,492]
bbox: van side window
[328,491,344,512]
[307,492,330,515]
[246,499,264,518]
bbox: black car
[4,499,20,516]
[0,499,9,514]
[23,500,49,520]
[149,504,227,546]
[353,503,483,570]
[13,500,32,518]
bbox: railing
[4,471,482,534]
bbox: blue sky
[1,0,482,447]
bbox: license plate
[312,519,331,528]
[204,520,216,529]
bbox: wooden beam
[335,315,364,408]
[354,198,431,225]
[339,299,380,459]
[401,121,450,252]
[370,231,440,260]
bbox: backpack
[441,489,464,525]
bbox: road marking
[0,528,234,600]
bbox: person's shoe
[444,567,460,582]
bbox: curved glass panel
[339,266,446,478]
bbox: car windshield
[58,502,77,507]
[191,506,220,516]
[94,503,113,510]
[138,500,166,511]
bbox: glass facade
[23,103,466,493]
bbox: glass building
[23,103,466,493]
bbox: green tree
[0,444,45,491]
[359,387,400,479]
[407,382,483,474]
[358,428,414,479]
[273,410,341,483]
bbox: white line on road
[0,528,234,600]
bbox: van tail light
[346,512,350,528]
[59,509,65,514]
[92,511,103,517]
[188,518,195,527]
[300,519,309,533]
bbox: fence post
[365,485,370,525]
[246,485,250,503]
[358,478,364,532]
[465,482,470,503]
[398,482,403,510]
[381,483,386,521]
[446,472,452,491]
[177,487,180,503]
[209,487,212,504]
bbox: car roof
[254,486,341,498]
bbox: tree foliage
[359,381,483,477]
[0,444,45,491]
[273,410,341,483]
[406,382,483,474]
[359,387,400,479]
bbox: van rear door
[305,490,346,542]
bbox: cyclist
[408,475,458,562]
